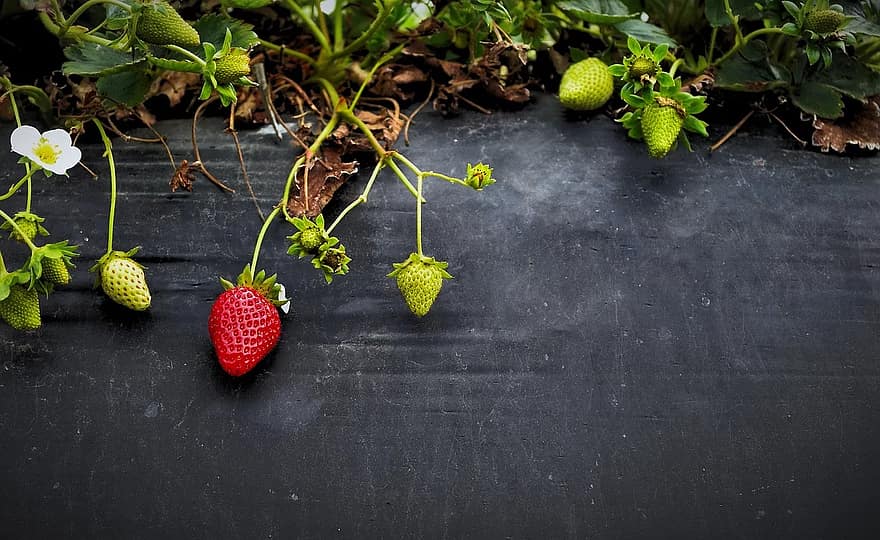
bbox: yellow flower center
[33,138,60,165]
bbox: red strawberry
[208,265,288,376]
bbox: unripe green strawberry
[804,9,847,35]
[629,56,659,79]
[0,284,40,331]
[214,48,251,84]
[388,253,452,317]
[10,218,36,243]
[559,58,614,111]
[136,0,201,48]
[42,257,70,285]
[91,250,151,311]
[298,226,324,253]
[641,99,685,158]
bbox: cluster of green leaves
[611,38,708,154]
[287,215,351,284]
[47,1,259,108]
[707,0,880,119]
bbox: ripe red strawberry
[208,265,287,376]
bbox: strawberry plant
[2,0,880,374]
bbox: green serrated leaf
[96,69,153,107]
[705,0,762,27]
[810,52,880,100]
[63,43,146,76]
[192,13,259,51]
[790,81,844,118]
[221,0,275,8]
[613,19,677,46]
[556,0,639,24]
[716,41,790,92]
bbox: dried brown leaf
[154,71,200,107]
[812,96,880,153]
[287,146,359,218]
[170,160,196,192]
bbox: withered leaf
[170,160,196,192]
[287,146,359,218]
[371,64,429,101]
[154,71,200,107]
[812,96,880,153]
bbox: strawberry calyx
[387,252,453,280]
[287,214,330,258]
[220,264,288,308]
[25,240,79,294]
[89,246,142,282]
[0,211,49,242]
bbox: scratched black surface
[0,95,878,539]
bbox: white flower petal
[277,283,291,314]
[41,128,74,149]
[46,146,82,175]
[10,125,41,156]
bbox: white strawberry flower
[10,125,82,175]
[277,283,291,314]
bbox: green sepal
[0,211,50,240]
[23,240,80,293]
[387,252,453,280]
[0,265,29,303]
[465,162,495,190]
[311,240,351,284]
[287,215,330,258]
[89,246,142,286]
[222,264,287,306]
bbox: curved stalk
[60,0,131,35]
[250,206,282,271]
[329,0,399,61]
[281,0,332,53]
[415,173,423,256]
[163,44,207,66]
[92,119,118,254]
[0,210,38,251]
[0,169,40,203]
[714,27,786,66]
[326,159,384,234]
[258,39,317,65]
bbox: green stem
[37,11,113,46]
[668,58,684,79]
[60,0,130,34]
[0,168,40,202]
[329,0,398,60]
[421,171,470,188]
[258,39,317,65]
[164,44,206,66]
[0,209,37,251]
[281,0,332,53]
[92,119,117,254]
[415,173,424,256]
[250,206,282,271]
[386,158,423,203]
[339,109,387,157]
[332,0,344,51]
[714,24,786,65]
[0,78,35,210]
[707,26,719,65]
[326,159,384,234]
